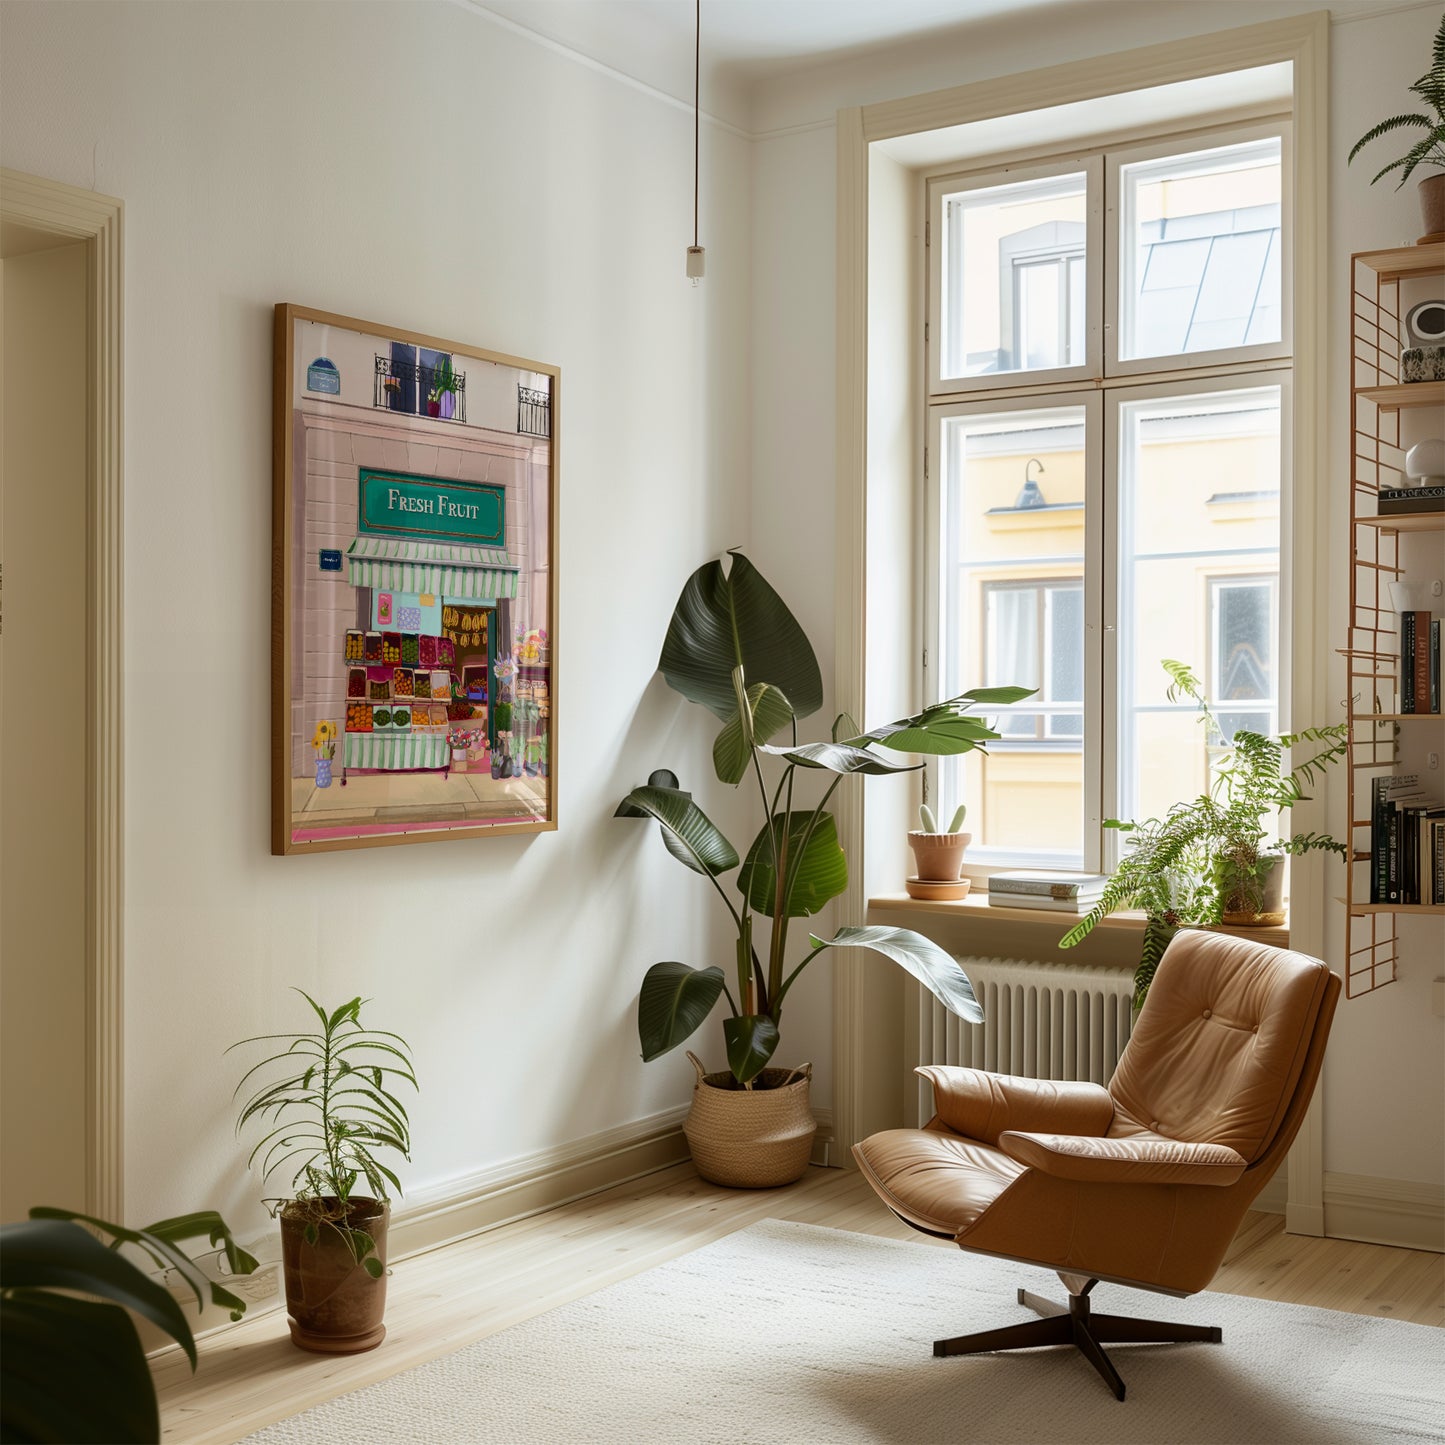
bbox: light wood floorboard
[155,1163,1445,1444]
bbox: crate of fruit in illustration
[419,635,439,669]
[429,703,448,729]
[391,704,412,731]
[437,637,455,667]
[347,668,367,699]
[345,630,364,663]
[392,667,414,697]
[382,632,402,664]
[369,677,390,702]
[372,705,394,732]
[446,698,472,722]
[414,672,432,700]
[430,671,452,700]
[364,631,383,663]
[346,701,372,733]
[464,665,488,701]
[401,633,420,667]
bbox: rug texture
[242,1219,1444,1444]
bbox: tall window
[927,122,1288,870]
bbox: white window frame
[1105,119,1293,377]
[928,155,1104,397]
[923,118,1292,877]
[926,388,1104,872]
[1102,368,1291,859]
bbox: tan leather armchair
[854,930,1340,1400]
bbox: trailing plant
[619,550,1035,1087]
[1347,12,1445,188]
[918,802,967,834]
[1059,659,1347,1007]
[0,1206,256,1443]
[230,992,417,1273]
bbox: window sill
[869,891,1290,949]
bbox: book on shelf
[1434,818,1445,906]
[1369,772,1443,905]
[1398,610,1441,715]
[985,890,1103,913]
[1378,484,1445,516]
[986,871,1108,899]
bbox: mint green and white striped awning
[344,732,450,771]
[346,537,519,600]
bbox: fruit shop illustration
[278,310,555,850]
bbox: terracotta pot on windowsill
[907,830,972,882]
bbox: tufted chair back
[1107,931,1333,1164]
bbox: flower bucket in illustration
[311,719,338,788]
[315,757,333,788]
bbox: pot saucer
[904,876,971,901]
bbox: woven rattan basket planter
[683,1052,816,1188]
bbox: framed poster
[272,304,558,854]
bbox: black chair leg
[932,1279,1223,1401]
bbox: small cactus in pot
[908,802,972,882]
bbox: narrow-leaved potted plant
[618,551,1032,1187]
[908,801,971,883]
[230,991,417,1354]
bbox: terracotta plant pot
[682,1052,815,1188]
[1419,171,1444,241]
[907,830,972,881]
[1216,852,1286,927]
[279,1198,390,1354]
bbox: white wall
[748,2,1444,1189]
[0,0,754,1233]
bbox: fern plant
[1059,660,1347,1007]
[230,992,417,1272]
[1347,12,1445,188]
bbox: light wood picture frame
[272,304,559,855]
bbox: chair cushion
[852,1125,1025,1236]
[916,1067,1114,1145]
[1107,932,1331,1162]
[999,1130,1248,1185]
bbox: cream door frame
[1,169,124,1219]
[834,12,1329,1233]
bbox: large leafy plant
[0,1206,256,1443]
[1060,660,1346,1006]
[231,992,417,1273]
[1347,12,1445,188]
[619,551,1034,1086]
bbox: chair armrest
[916,1066,1114,1145]
[998,1131,1248,1186]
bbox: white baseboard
[1324,1172,1445,1253]
[151,1101,839,1353]
[1253,1174,1287,1215]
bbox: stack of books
[1398,609,1441,715]
[986,871,1108,912]
[1369,774,1445,905]
[1378,484,1444,517]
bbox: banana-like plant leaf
[724,1013,781,1084]
[810,925,983,1023]
[620,785,739,876]
[638,961,725,1061]
[0,1219,196,1366]
[659,552,822,722]
[859,691,1036,755]
[0,1291,158,1444]
[759,741,920,776]
[738,812,846,917]
[713,683,795,785]
[832,712,860,743]
[615,769,683,817]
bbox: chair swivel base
[932,1279,1223,1401]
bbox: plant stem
[771,773,842,1005]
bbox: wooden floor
[155,1162,1445,1444]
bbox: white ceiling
[472,0,1078,116]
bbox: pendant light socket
[686,245,706,283]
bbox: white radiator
[916,956,1135,1126]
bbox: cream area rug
[243,1220,1444,1444]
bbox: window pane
[942,172,1087,380]
[1121,138,1282,361]
[1117,388,1281,827]
[939,405,1087,862]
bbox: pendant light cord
[693,0,700,248]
